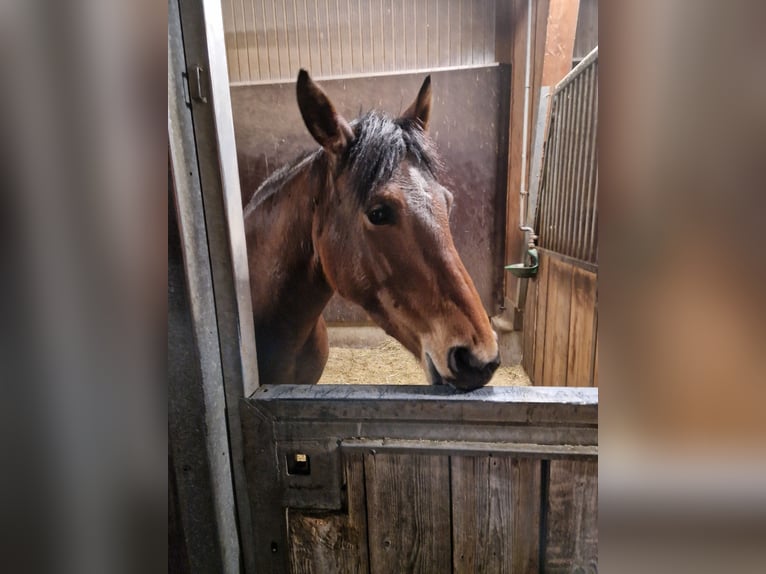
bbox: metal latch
[277,440,343,510]
[188,65,208,104]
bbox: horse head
[296,70,499,391]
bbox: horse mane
[245,111,442,215]
[245,150,320,214]
[345,111,442,205]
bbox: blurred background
[0,0,764,572]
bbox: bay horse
[243,70,499,390]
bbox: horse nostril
[448,346,493,375]
[447,346,500,391]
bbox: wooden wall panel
[522,262,538,376]
[522,49,598,388]
[243,387,598,572]
[541,257,573,386]
[566,266,597,386]
[540,0,581,87]
[451,456,515,572]
[543,459,598,573]
[532,252,550,385]
[511,458,542,573]
[592,335,598,387]
[524,251,597,388]
[223,0,498,83]
[364,453,451,573]
[288,454,369,574]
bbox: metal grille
[222,0,497,83]
[537,47,598,265]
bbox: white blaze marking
[403,166,441,237]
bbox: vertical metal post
[169,0,259,572]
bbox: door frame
[168,0,259,571]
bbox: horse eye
[367,205,394,226]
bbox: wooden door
[241,385,598,573]
[522,49,598,387]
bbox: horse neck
[246,155,334,341]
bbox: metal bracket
[276,439,344,510]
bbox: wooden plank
[537,246,597,273]
[592,333,598,387]
[365,453,451,574]
[532,252,550,385]
[512,458,541,573]
[542,257,574,386]
[343,438,598,459]
[288,454,369,574]
[522,264,537,377]
[543,459,598,572]
[541,0,581,86]
[452,456,514,573]
[566,267,597,386]
[286,421,597,453]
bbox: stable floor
[318,327,529,386]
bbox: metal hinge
[186,65,208,105]
[180,71,191,107]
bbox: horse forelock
[245,112,441,218]
[343,111,441,205]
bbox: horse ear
[296,69,353,156]
[401,75,432,131]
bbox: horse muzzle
[426,348,500,392]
